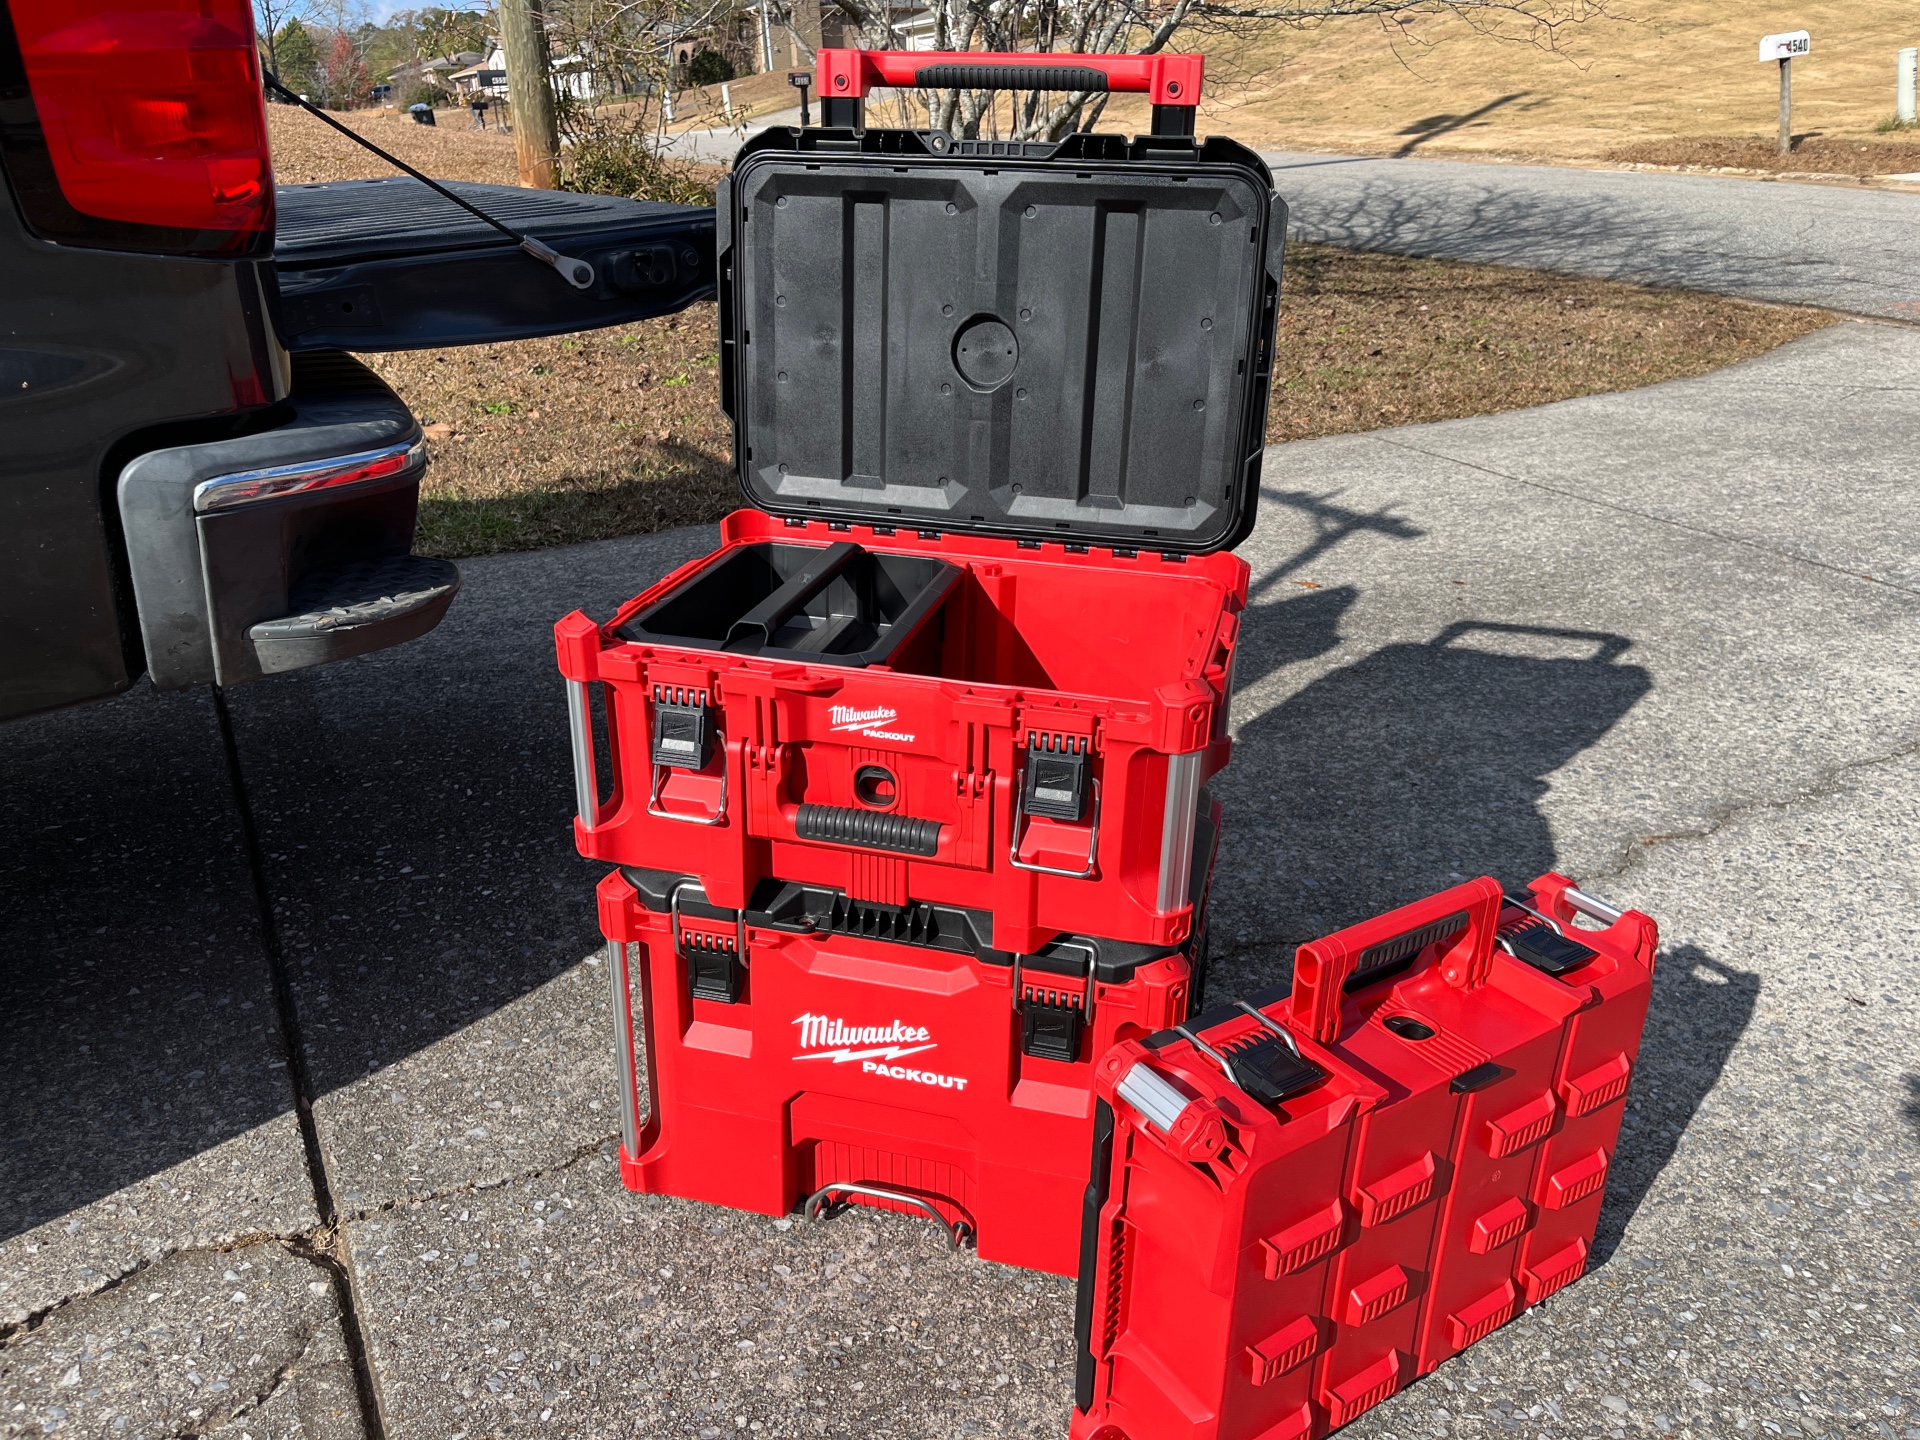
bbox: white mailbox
[1759,30,1811,62]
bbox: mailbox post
[789,70,812,127]
[1759,30,1811,155]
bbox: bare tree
[827,0,1614,141]
[253,0,306,79]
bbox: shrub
[557,121,717,206]
[686,49,732,88]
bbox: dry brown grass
[1602,134,1920,176]
[267,104,522,185]
[1268,246,1832,443]
[360,315,733,559]
[1174,1,1920,165]
[360,246,1830,560]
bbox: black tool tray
[715,125,1285,556]
[614,538,958,666]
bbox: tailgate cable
[262,70,597,291]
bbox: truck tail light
[0,0,273,256]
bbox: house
[446,41,590,101]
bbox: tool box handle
[814,47,1203,136]
[1290,876,1504,1045]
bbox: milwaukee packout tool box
[595,794,1217,1277]
[1071,874,1657,1440]
[556,49,1284,959]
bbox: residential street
[5,155,1920,1438]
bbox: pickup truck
[0,0,715,721]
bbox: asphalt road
[5,317,1917,1439]
[1262,151,1920,321]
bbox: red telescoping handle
[814,47,1203,135]
[1289,876,1505,1045]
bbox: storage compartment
[597,856,1212,1275]
[557,114,1281,951]
[1070,875,1659,1440]
[617,539,958,667]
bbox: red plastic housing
[558,510,1247,956]
[815,47,1204,107]
[597,841,1214,1275]
[3,0,274,253]
[1072,874,1658,1440]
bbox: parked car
[0,0,715,721]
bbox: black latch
[1499,918,1597,977]
[1019,986,1084,1061]
[1221,1034,1326,1106]
[1022,734,1089,822]
[684,932,744,1003]
[651,687,713,770]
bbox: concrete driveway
[6,314,1917,1439]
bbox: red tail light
[0,0,273,255]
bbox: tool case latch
[651,686,715,770]
[1017,946,1092,1060]
[1497,894,1598,976]
[1022,734,1089,822]
[670,880,747,1003]
[1020,988,1085,1061]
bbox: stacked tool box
[555,51,1281,1275]
[556,45,1661,1430]
[1071,874,1658,1440]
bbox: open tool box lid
[715,49,1286,556]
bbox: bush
[686,50,732,88]
[403,81,449,110]
[557,123,717,206]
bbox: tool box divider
[1289,877,1504,1045]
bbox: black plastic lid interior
[723,131,1280,554]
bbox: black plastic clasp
[1022,733,1090,822]
[1498,916,1597,976]
[1224,1033,1325,1106]
[651,686,713,770]
[1020,986,1085,1061]
[685,934,744,1003]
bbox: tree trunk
[498,0,560,189]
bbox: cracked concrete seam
[1365,432,1920,602]
[331,1132,619,1228]
[0,1137,620,1352]
[0,1231,326,1351]
[171,1318,324,1440]
[1581,734,1920,888]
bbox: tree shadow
[1393,92,1532,157]
[1208,620,1653,994]
[1591,944,1760,1263]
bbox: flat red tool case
[556,49,1284,958]
[597,797,1215,1275]
[1070,873,1657,1440]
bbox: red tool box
[1070,874,1657,1440]
[556,50,1283,958]
[598,795,1215,1276]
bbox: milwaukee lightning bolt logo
[791,1014,968,1090]
[827,704,915,744]
[791,1013,934,1063]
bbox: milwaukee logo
[830,704,900,732]
[792,1013,934,1063]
